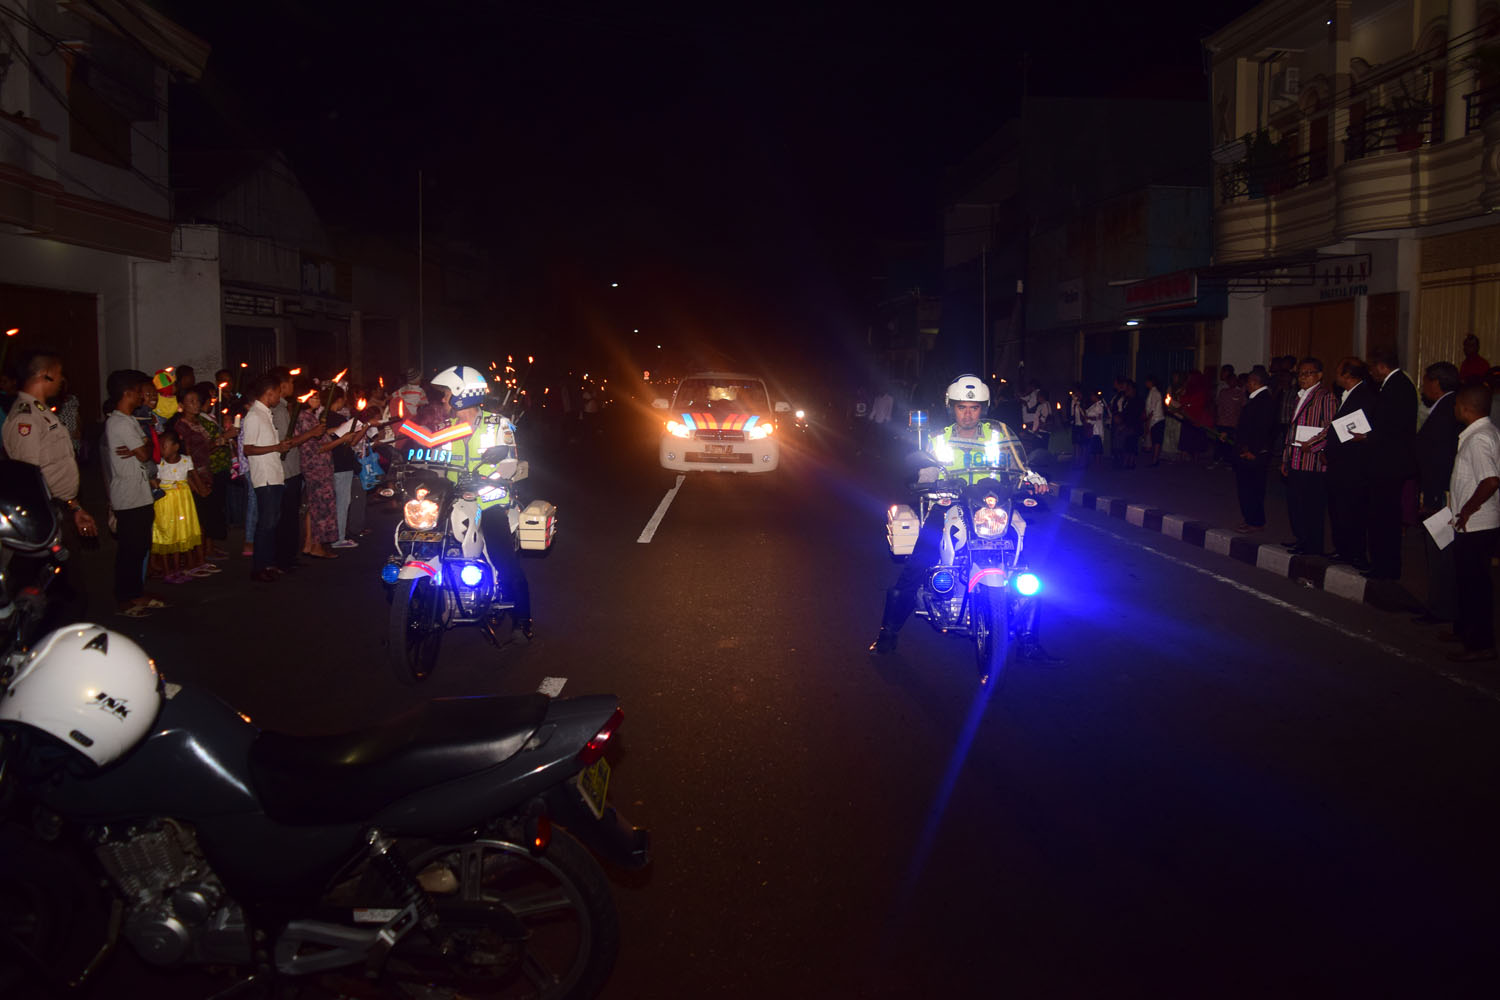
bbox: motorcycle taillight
[577,708,624,765]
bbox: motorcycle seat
[248,694,550,825]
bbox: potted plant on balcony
[1243,129,1280,198]
[1390,80,1432,151]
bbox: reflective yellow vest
[399,410,519,510]
[929,420,1028,485]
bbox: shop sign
[1124,270,1197,312]
[1315,256,1370,300]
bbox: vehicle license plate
[575,758,611,819]
[706,443,733,455]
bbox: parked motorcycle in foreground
[381,449,557,684]
[885,449,1046,685]
[0,469,646,1000]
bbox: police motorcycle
[0,465,648,999]
[883,397,1048,684]
[383,366,558,685]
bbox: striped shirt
[1282,383,1336,473]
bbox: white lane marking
[637,475,686,543]
[1063,513,1500,705]
[537,676,567,698]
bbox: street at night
[85,415,1499,997]
[5,0,1500,996]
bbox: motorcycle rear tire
[390,576,444,685]
[974,585,1015,687]
[387,829,621,1000]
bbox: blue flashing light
[1014,572,1041,596]
[380,563,400,584]
[459,564,484,587]
[931,569,955,594]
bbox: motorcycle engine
[92,819,251,967]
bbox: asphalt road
[62,409,1500,997]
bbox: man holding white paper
[1415,362,1460,625]
[1280,357,1337,556]
[1324,358,1376,570]
[1446,384,1500,663]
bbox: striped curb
[1052,483,1415,611]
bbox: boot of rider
[1015,598,1062,664]
[869,587,908,654]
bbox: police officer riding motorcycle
[384,365,539,683]
[870,374,1060,668]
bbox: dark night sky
[163,0,1255,369]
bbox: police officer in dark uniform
[869,373,1059,663]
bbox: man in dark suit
[1365,349,1419,579]
[1415,361,1460,624]
[1324,357,1377,569]
[1233,367,1278,532]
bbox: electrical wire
[0,18,170,195]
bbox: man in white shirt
[1447,383,1500,662]
[240,373,291,581]
[1142,374,1166,466]
[103,370,158,615]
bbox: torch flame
[527,356,534,364]
[289,367,302,376]
[378,376,384,388]
[356,397,367,410]
[297,390,316,403]
[331,368,347,384]
[5,328,18,337]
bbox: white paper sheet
[1424,506,1455,551]
[1332,408,1371,443]
[1294,424,1320,444]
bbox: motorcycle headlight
[403,495,440,530]
[666,420,692,439]
[973,507,1009,538]
[746,422,774,440]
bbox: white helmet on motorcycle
[945,374,990,405]
[0,624,162,768]
[430,365,490,410]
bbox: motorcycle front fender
[396,557,440,581]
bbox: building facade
[1208,0,1500,376]
[0,0,208,420]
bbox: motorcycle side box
[519,500,557,551]
[887,504,919,556]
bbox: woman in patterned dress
[174,385,236,562]
[298,389,339,558]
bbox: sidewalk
[1044,455,1432,614]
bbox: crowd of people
[984,335,1495,665]
[1,352,437,618]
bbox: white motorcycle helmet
[945,374,991,405]
[430,365,491,410]
[0,624,162,768]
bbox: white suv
[653,372,790,473]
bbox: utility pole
[981,245,988,375]
[417,170,425,375]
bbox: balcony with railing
[1466,87,1500,134]
[1344,105,1440,160]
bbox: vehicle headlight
[795,409,806,420]
[746,422,774,440]
[973,507,1008,538]
[403,497,440,530]
[666,420,692,439]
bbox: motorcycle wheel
[382,830,620,1000]
[390,576,444,684]
[973,585,1014,687]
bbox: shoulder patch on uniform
[17,424,30,436]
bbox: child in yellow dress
[151,430,217,583]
